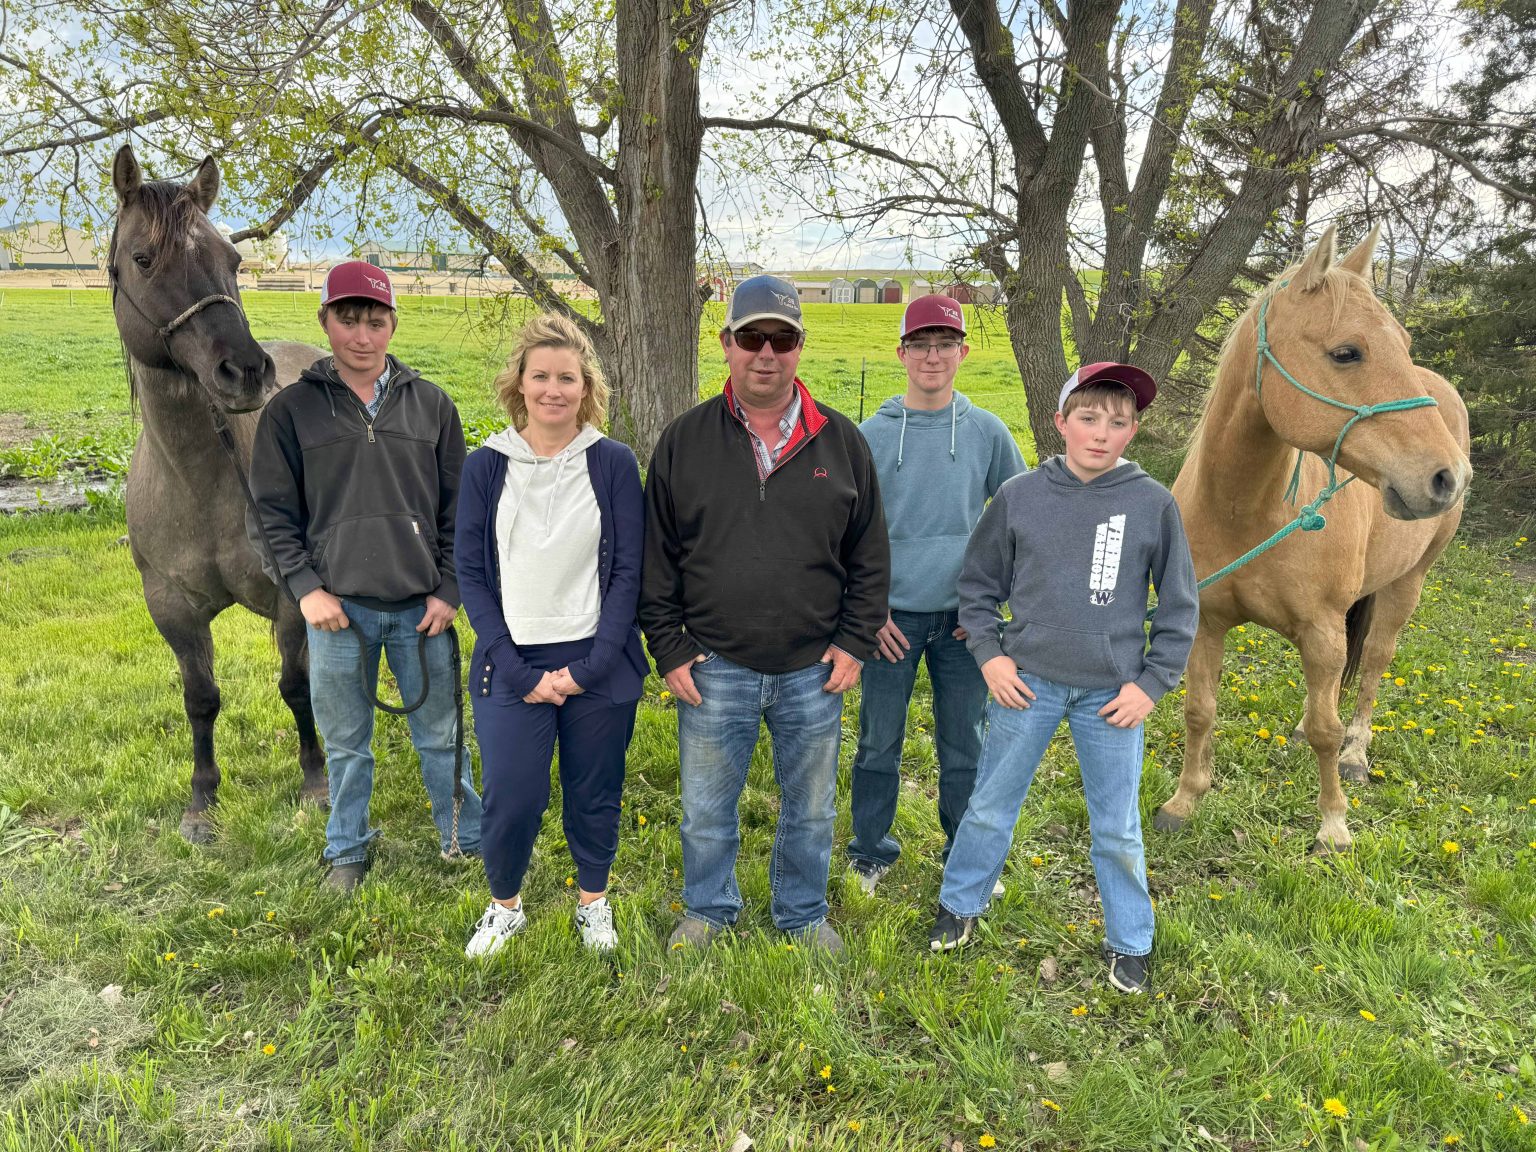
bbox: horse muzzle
[205,350,278,413]
[1381,459,1471,520]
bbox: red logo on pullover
[813,467,828,479]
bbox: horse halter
[1186,285,1442,599]
[106,225,247,373]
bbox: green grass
[0,289,1035,478]
[1,289,1535,1149]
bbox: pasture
[1,288,1534,1150]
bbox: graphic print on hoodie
[483,423,605,644]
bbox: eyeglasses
[732,328,802,354]
[902,340,964,358]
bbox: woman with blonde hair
[455,312,648,955]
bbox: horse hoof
[179,811,216,844]
[1289,727,1307,749]
[1339,757,1369,784]
[299,784,330,809]
[1152,808,1187,834]
[1310,835,1352,856]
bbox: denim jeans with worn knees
[307,600,483,866]
[677,651,844,932]
[849,608,986,867]
[939,672,1152,955]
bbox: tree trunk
[1002,234,1073,457]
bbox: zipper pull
[759,480,766,503]
[365,422,375,443]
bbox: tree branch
[701,114,951,183]
[1323,125,1536,206]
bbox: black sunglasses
[732,328,802,354]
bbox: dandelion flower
[679,1044,687,1053]
[163,951,176,961]
[1041,1098,1061,1112]
[848,1121,862,1133]
[265,911,276,921]
[566,875,575,887]
[1323,1098,1349,1119]
[1515,1105,1529,1125]
[262,1043,276,1055]
[1442,840,1460,854]
[207,908,224,919]
[819,1065,832,1079]
[253,890,266,896]
[979,1136,997,1148]
[1258,727,1271,740]
[637,814,648,827]
[1209,892,1224,901]
[1071,1004,1088,1016]
[1443,1135,1460,1146]
[1359,1009,1376,1022]
[1030,855,1045,867]
[1275,735,1288,747]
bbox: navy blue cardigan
[455,435,649,704]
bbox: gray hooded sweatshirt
[957,455,1198,701]
[484,423,605,644]
[859,393,1025,612]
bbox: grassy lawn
[1,290,1535,1149]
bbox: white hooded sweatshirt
[483,423,605,644]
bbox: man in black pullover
[251,261,482,891]
[641,275,889,954]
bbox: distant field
[0,288,1035,471]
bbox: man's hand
[549,667,585,697]
[874,615,910,662]
[415,595,456,637]
[952,625,968,641]
[981,655,1034,709]
[664,655,707,707]
[1099,682,1154,728]
[821,646,862,694]
[523,670,568,706]
[300,588,349,632]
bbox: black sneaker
[1103,945,1151,994]
[848,858,891,895]
[929,905,975,952]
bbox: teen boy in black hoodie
[251,261,483,891]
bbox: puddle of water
[0,475,118,514]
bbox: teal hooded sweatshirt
[859,393,1025,613]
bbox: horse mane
[114,177,203,417]
[1187,262,1361,453]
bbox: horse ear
[1337,223,1381,279]
[186,156,220,213]
[1292,224,1337,294]
[112,145,142,202]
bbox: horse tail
[1342,594,1375,688]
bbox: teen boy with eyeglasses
[845,295,1025,895]
[640,274,889,955]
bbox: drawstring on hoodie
[894,402,959,470]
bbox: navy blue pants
[471,638,637,901]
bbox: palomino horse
[110,144,328,841]
[1154,225,1471,851]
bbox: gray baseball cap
[724,274,804,332]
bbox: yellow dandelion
[980,1137,997,1149]
[1459,804,1472,814]
[1359,1009,1376,1022]
[1313,964,1326,972]
[1323,1098,1349,1118]
[1071,1004,1088,1016]
[265,911,276,921]
[162,951,176,961]
[1258,728,1271,740]
[819,1065,832,1079]
[669,901,682,912]
[1209,891,1224,901]
[1262,1091,1273,1101]
[1394,677,1406,686]
[566,875,575,887]
[1443,1135,1460,1146]
[262,1043,275,1056]
[1514,1105,1529,1125]
[1041,1098,1061,1112]
[826,1084,837,1093]
[670,941,684,951]
[1275,734,1288,747]
[848,1120,862,1133]
[637,814,648,826]
[1442,841,1460,854]
[659,690,673,702]
[679,1044,687,1053]
[254,890,266,896]
[207,908,224,919]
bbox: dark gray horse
[110,144,327,840]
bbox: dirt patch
[0,413,37,450]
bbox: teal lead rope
[1149,284,1439,616]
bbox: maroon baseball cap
[1058,361,1157,412]
[901,294,966,337]
[321,260,396,309]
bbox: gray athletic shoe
[849,858,891,895]
[791,921,846,955]
[322,860,366,894]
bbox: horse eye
[132,252,152,270]
[1329,346,1361,364]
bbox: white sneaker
[992,878,1007,898]
[465,900,526,958]
[575,897,618,952]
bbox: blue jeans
[939,673,1153,956]
[849,609,986,868]
[308,601,483,865]
[677,651,844,932]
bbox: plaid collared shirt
[362,364,392,419]
[731,390,803,481]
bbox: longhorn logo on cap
[772,290,797,308]
[366,275,388,293]
[940,305,961,323]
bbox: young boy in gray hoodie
[847,295,1025,893]
[929,363,1197,996]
